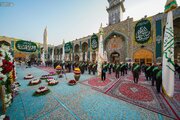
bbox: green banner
[156,20,162,58]
[15,40,37,52]
[11,41,14,57]
[64,42,72,53]
[91,34,98,50]
[135,19,151,44]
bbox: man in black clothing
[177,66,180,79]
[132,64,140,83]
[124,63,128,74]
[101,62,107,81]
[152,64,159,86]
[115,63,120,79]
[88,62,92,74]
[120,64,125,76]
[92,62,96,75]
[81,62,85,74]
[156,65,162,93]
[113,63,116,72]
[108,62,112,74]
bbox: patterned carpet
[164,75,180,118]
[80,73,118,92]
[106,80,175,119]
[80,71,180,119]
[5,66,178,120]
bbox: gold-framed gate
[133,49,153,65]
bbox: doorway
[134,49,153,65]
[110,52,120,63]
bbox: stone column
[80,52,83,61]
[96,51,98,62]
[85,52,87,61]
[90,51,92,61]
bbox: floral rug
[163,75,180,118]
[79,71,179,119]
[106,73,178,119]
[123,72,149,84]
[80,74,118,93]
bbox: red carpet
[80,71,179,119]
[163,75,180,119]
[80,73,118,92]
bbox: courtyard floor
[5,65,180,120]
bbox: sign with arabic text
[91,34,98,50]
[15,40,37,52]
[64,42,72,53]
[135,19,151,44]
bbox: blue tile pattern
[5,66,174,120]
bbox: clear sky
[0,0,179,45]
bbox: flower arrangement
[0,47,13,84]
[40,75,48,80]
[74,68,81,75]
[0,115,10,120]
[68,80,77,86]
[28,79,41,86]
[46,77,54,82]
[33,86,50,96]
[48,71,56,76]
[1,59,13,75]
[0,45,14,111]
[11,82,20,97]
[24,74,34,79]
[0,73,7,83]
[48,80,58,86]
[4,93,12,108]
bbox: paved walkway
[6,66,178,120]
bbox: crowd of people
[18,59,180,93]
[52,60,180,94]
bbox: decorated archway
[14,53,27,61]
[74,44,80,53]
[29,54,38,63]
[104,31,129,62]
[133,49,153,65]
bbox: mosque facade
[1,0,180,65]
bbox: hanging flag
[41,50,45,65]
[51,47,54,66]
[162,0,177,97]
[62,40,65,63]
[97,24,104,76]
